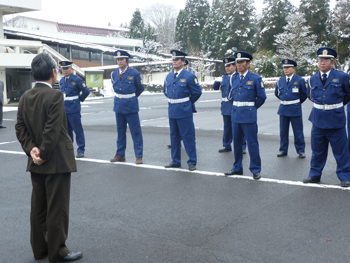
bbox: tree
[299,0,331,44]
[143,3,178,53]
[175,9,189,50]
[258,0,296,51]
[331,0,350,67]
[274,12,318,75]
[251,50,283,77]
[129,9,144,40]
[190,51,216,82]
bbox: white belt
[280,99,300,105]
[222,98,229,102]
[233,101,255,107]
[64,95,79,101]
[313,102,343,110]
[115,93,136,99]
[168,97,190,104]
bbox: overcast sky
[10,0,335,29]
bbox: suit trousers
[30,172,71,262]
[309,126,350,181]
[169,117,197,166]
[67,113,85,153]
[279,115,305,154]
[233,123,261,174]
[115,112,143,158]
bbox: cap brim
[235,58,250,61]
[283,64,295,67]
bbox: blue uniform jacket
[59,74,90,114]
[231,70,267,123]
[275,74,307,117]
[213,73,237,116]
[111,67,145,114]
[164,70,202,119]
[308,68,350,129]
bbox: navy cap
[170,49,187,59]
[114,50,131,58]
[234,51,253,61]
[317,47,337,59]
[59,61,73,69]
[282,59,297,67]
[223,57,235,66]
[185,59,189,65]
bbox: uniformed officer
[110,50,145,164]
[213,57,247,153]
[59,61,90,158]
[0,80,5,128]
[275,59,307,158]
[164,50,202,171]
[303,47,350,187]
[224,51,267,180]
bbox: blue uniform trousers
[223,115,247,151]
[279,115,305,154]
[309,126,350,181]
[233,123,261,174]
[115,112,143,158]
[66,113,85,154]
[169,117,196,166]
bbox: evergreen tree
[258,0,296,51]
[175,9,189,50]
[274,12,318,75]
[299,0,330,44]
[331,0,350,67]
[129,9,144,40]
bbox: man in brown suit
[15,53,83,263]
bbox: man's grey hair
[31,53,57,81]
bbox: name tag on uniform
[246,81,253,86]
[180,79,186,83]
[71,82,76,86]
[128,76,134,80]
[292,88,298,93]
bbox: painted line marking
[0,149,347,191]
[0,141,17,145]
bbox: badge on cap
[62,62,66,66]
[237,53,241,58]
[284,60,288,64]
[323,50,328,55]
[117,52,121,56]
[173,52,176,56]
[225,59,228,63]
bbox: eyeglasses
[318,58,332,63]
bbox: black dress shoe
[76,153,84,158]
[0,125,6,128]
[224,170,243,176]
[253,173,261,180]
[50,252,83,263]
[298,152,306,158]
[189,164,196,171]
[218,147,232,153]
[341,180,350,187]
[277,151,287,157]
[243,149,247,154]
[165,163,181,168]
[302,177,320,184]
[167,144,171,149]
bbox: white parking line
[0,149,347,191]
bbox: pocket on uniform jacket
[66,142,74,150]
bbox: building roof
[57,23,129,36]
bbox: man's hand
[30,147,46,165]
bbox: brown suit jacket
[16,83,77,174]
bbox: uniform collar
[174,68,183,76]
[319,69,331,78]
[285,74,294,81]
